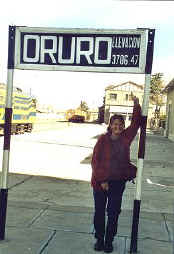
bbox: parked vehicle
[68,115,85,123]
[0,83,36,134]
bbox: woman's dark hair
[107,114,125,134]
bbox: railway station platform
[0,172,173,254]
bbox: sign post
[130,29,155,253]
[0,26,154,242]
[0,26,15,240]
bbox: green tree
[150,73,166,126]
[78,101,89,112]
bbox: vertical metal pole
[130,29,155,253]
[130,74,151,252]
[0,26,15,240]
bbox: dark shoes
[94,240,113,253]
[94,239,104,251]
[104,242,113,253]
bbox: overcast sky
[0,0,174,109]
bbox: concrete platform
[0,228,53,254]
[0,131,174,253]
[3,196,173,254]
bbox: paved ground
[0,128,174,254]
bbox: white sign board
[14,27,148,73]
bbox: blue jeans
[93,180,126,242]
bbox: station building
[104,81,154,128]
[163,78,174,141]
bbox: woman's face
[110,119,125,136]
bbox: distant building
[88,108,99,122]
[163,78,174,141]
[104,81,153,128]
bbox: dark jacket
[91,104,141,190]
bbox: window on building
[110,93,117,100]
[125,94,128,101]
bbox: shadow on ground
[80,153,93,164]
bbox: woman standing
[91,95,141,253]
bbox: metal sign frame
[14,27,148,74]
[0,26,155,247]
